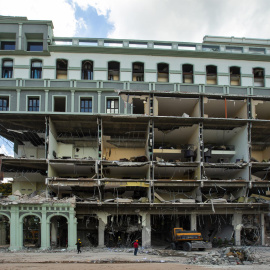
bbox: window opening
[56,59,68,79]
[27,42,43,51]
[107,98,119,114]
[2,60,13,78]
[206,65,217,85]
[157,63,169,82]
[54,97,66,112]
[1,41,15,50]
[108,61,120,81]
[0,97,9,111]
[132,62,144,81]
[31,60,42,79]
[28,97,40,111]
[253,68,264,87]
[80,98,92,112]
[182,64,193,83]
[230,66,241,86]
[81,60,93,80]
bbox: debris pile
[188,247,257,265]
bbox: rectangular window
[106,98,119,114]
[28,97,39,111]
[80,98,92,112]
[27,42,43,51]
[0,97,9,111]
[1,41,15,50]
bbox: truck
[171,228,212,251]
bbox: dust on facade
[0,15,270,251]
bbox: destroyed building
[0,16,270,250]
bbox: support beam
[97,212,108,247]
[141,212,151,247]
[232,213,242,246]
[190,213,197,231]
[261,213,265,246]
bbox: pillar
[98,91,101,113]
[9,205,20,250]
[190,213,197,231]
[261,213,265,246]
[97,212,108,247]
[50,220,57,246]
[232,213,242,246]
[16,89,21,112]
[44,90,49,112]
[68,209,77,250]
[141,212,151,247]
[40,206,49,250]
[71,90,75,113]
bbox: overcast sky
[1,0,270,42]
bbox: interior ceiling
[50,163,95,174]
[154,125,197,144]
[205,99,245,118]
[256,101,270,119]
[104,165,148,177]
[251,121,270,143]
[203,127,242,144]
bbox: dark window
[80,98,92,112]
[28,97,39,111]
[0,97,9,111]
[31,60,42,79]
[230,66,241,86]
[157,63,169,82]
[206,65,217,85]
[2,60,13,78]
[27,42,43,51]
[107,98,119,114]
[108,61,120,81]
[1,41,15,50]
[132,62,144,81]
[54,97,66,112]
[81,60,93,80]
[253,68,264,87]
[56,59,68,79]
[182,64,193,83]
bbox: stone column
[190,213,197,231]
[68,208,77,250]
[261,213,265,246]
[97,212,108,247]
[10,205,20,250]
[232,213,242,246]
[141,212,151,247]
[71,90,75,113]
[98,91,101,113]
[40,206,49,250]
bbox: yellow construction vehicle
[171,228,212,251]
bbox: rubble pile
[188,247,257,266]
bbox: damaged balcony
[153,123,199,163]
[204,97,247,119]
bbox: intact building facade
[0,16,270,250]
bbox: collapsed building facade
[0,16,270,250]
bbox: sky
[1,0,270,156]
[1,0,270,42]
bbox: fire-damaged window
[230,66,241,86]
[56,59,68,79]
[2,59,13,78]
[106,98,119,114]
[253,67,264,87]
[206,65,217,85]
[80,98,92,113]
[0,97,9,111]
[81,60,93,80]
[28,97,40,111]
[108,61,120,81]
[157,63,169,82]
[182,64,193,83]
[132,62,144,81]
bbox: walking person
[76,238,82,254]
[133,239,139,256]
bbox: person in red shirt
[133,240,139,256]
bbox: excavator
[171,228,212,251]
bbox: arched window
[157,63,169,82]
[253,67,264,87]
[132,62,144,81]
[108,61,120,81]
[2,59,13,78]
[81,60,93,80]
[206,65,217,85]
[230,66,241,86]
[31,60,42,79]
[56,59,68,79]
[182,64,193,83]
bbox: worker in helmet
[75,238,82,254]
[133,240,139,256]
[117,235,122,247]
